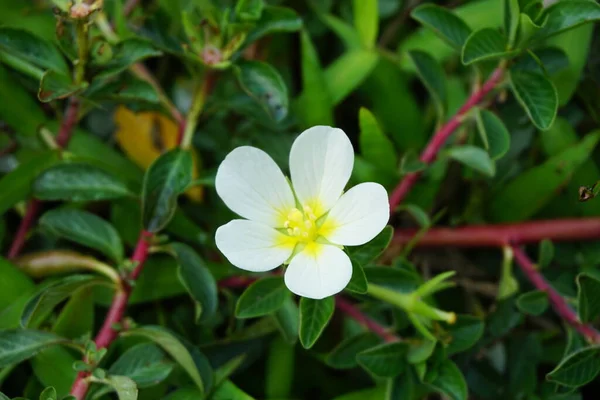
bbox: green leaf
[40,209,124,262]
[446,315,484,355]
[577,274,600,323]
[142,149,193,233]
[95,39,162,80]
[0,27,69,75]
[346,260,368,294]
[39,386,56,400]
[509,69,558,130]
[504,0,520,47]
[109,343,174,388]
[235,0,264,21]
[474,109,510,160]
[299,297,335,349]
[0,329,66,367]
[400,151,427,174]
[235,60,288,122]
[407,339,436,364]
[171,243,218,323]
[21,275,105,328]
[33,163,132,202]
[348,225,394,265]
[407,50,447,118]
[547,345,600,387]
[265,337,294,399]
[0,151,59,215]
[273,297,299,344]
[84,76,160,104]
[488,131,600,222]
[235,277,288,319]
[37,70,86,103]
[52,288,94,339]
[358,107,397,172]
[122,326,206,393]
[102,375,138,400]
[532,0,600,42]
[32,347,76,397]
[324,49,379,105]
[462,28,516,65]
[516,290,549,316]
[212,380,255,400]
[245,6,303,44]
[353,0,378,47]
[428,360,467,400]
[327,333,381,369]
[446,145,495,177]
[538,239,554,268]
[357,342,409,378]
[411,4,472,49]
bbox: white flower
[215,126,390,299]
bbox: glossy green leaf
[0,329,66,367]
[346,260,368,294]
[235,277,288,319]
[348,225,394,265]
[475,109,510,160]
[547,345,600,387]
[21,275,105,328]
[408,50,447,118]
[235,60,288,121]
[273,297,299,344]
[33,163,132,202]
[235,0,264,21]
[0,258,35,330]
[40,209,124,262]
[509,69,558,130]
[84,76,160,104]
[446,145,495,177]
[245,6,302,44]
[488,132,600,222]
[39,386,56,400]
[516,290,549,316]
[142,149,193,233]
[462,28,516,65]
[358,108,397,172]
[504,0,520,46]
[353,0,378,47]
[102,375,138,400]
[324,49,379,105]
[212,380,255,400]
[109,343,174,388]
[538,239,554,268]
[171,243,218,323]
[446,315,484,355]
[122,326,206,393]
[532,0,600,42]
[577,274,600,323]
[299,296,335,349]
[327,333,381,369]
[357,342,409,378]
[407,339,436,364]
[52,288,94,339]
[95,39,162,80]
[31,347,76,397]
[0,27,69,75]
[411,4,472,49]
[428,360,467,400]
[37,70,86,103]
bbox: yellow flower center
[284,206,319,243]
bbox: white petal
[284,244,352,299]
[322,182,389,246]
[289,126,354,217]
[216,146,295,227]
[216,220,295,272]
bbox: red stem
[335,297,398,342]
[123,0,140,17]
[55,97,80,148]
[392,218,600,248]
[69,230,153,399]
[389,67,505,210]
[512,246,600,343]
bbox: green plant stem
[0,51,44,80]
[74,20,89,85]
[180,71,214,149]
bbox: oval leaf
[446,145,495,177]
[509,69,558,131]
[235,60,288,121]
[547,345,600,387]
[475,109,510,160]
[0,329,66,368]
[109,343,174,388]
[235,276,288,319]
[356,342,409,378]
[462,28,515,65]
[299,296,335,349]
[577,273,600,323]
[411,4,472,49]
[408,50,447,118]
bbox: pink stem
[392,218,600,248]
[389,67,505,210]
[512,246,600,343]
[55,97,80,148]
[8,199,41,259]
[335,297,398,342]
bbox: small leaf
[95,39,162,80]
[326,333,381,369]
[235,277,288,319]
[40,209,124,262]
[475,109,510,160]
[504,0,520,47]
[516,290,549,316]
[0,27,69,75]
[577,274,600,323]
[357,342,409,378]
[299,297,335,349]
[411,4,472,49]
[102,375,138,400]
[348,225,394,265]
[547,345,600,387]
[273,297,299,344]
[21,275,105,328]
[235,0,264,21]
[172,243,218,323]
[358,108,397,172]
[446,145,495,177]
[538,239,554,269]
[533,0,600,42]
[109,343,174,388]
[212,380,255,400]
[39,386,56,400]
[0,329,66,368]
[462,28,515,65]
[142,149,193,233]
[407,50,447,118]
[509,69,558,130]
[245,6,303,44]
[324,49,379,105]
[428,360,467,400]
[122,326,206,393]
[235,60,288,121]
[33,163,132,202]
[407,339,436,364]
[446,315,484,355]
[353,0,378,47]
[346,260,368,294]
[85,76,160,104]
[38,70,87,103]
[399,204,431,227]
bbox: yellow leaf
[114,106,203,202]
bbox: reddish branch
[7,97,80,259]
[389,67,505,210]
[70,230,153,399]
[512,246,600,343]
[336,297,398,342]
[392,218,600,248]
